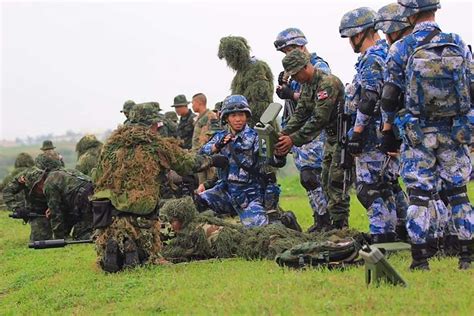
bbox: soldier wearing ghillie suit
[91,103,228,273]
[43,169,94,240]
[0,153,35,207]
[218,36,274,127]
[2,167,52,241]
[160,196,364,264]
[75,134,103,176]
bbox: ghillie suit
[75,134,103,176]
[91,103,215,272]
[218,36,274,127]
[160,197,364,265]
[35,152,63,171]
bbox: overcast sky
[1,0,472,140]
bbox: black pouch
[92,200,114,228]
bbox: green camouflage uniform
[192,109,218,185]
[2,167,52,241]
[218,36,274,127]
[92,103,215,271]
[177,110,196,149]
[121,100,135,125]
[281,49,350,226]
[0,153,35,207]
[75,135,103,176]
[43,169,94,239]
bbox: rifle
[254,102,283,159]
[337,102,353,197]
[9,211,46,220]
[29,239,93,249]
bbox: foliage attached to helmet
[129,103,160,127]
[160,197,198,228]
[218,36,251,71]
[220,95,252,124]
[14,153,34,169]
[274,27,308,51]
[76,134,103,157]
[35,152,62,171]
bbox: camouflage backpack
[275,238,361,269]
[404,30,471,117]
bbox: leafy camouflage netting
[93,125,186,214]
[76,134,103,158]
[14,152,34,168]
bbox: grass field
[0,177,473,315]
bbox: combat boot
[307,213,331,233]
[409,243,430,271]
[395,223,409,242]
[371,232,397,244]
[123,239,140,269]
[102,239,122,273]
[280,211,302,232]
[426,237,443,258]
[458,239,472,270]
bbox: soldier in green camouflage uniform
[75,134,103,176]
[0,153,35,208]
[2,167,52,241]
[43,169,94,239]
[121,100,135,125]
[92,103,228,272]
[218,36,274,127]
[172,94,196,149]
[164,111,179,137]
[40,140,65,167]
[276,49,350,229]
[35,152,63,171]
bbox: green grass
[1,178,473,315]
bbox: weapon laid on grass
[359,244,407,287]
[29,239,93,249]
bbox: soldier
[172,94,196,149]
[75,134,103,176]
[374,3,413,242]
[0,153,35,208]
[195,95,285,228]
[380,0,473,270]
[42,169,94,240]
[275,49,349,229]
[274,27,331,232]
[40,140,64,166]
[121,99,135,125]
[165,111,179,137]
[3,167,52,241]
[218,36,274,127]
[339,7,399,243]
[91,103,227,272]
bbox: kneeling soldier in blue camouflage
[195,95,285,228]
[380,0,473,270]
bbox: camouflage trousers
[321,140,350,223]
[29,217,52,241]
[401,129,473,244]
[199,182,268,228]
[95,215,164,266]
[355,151,398,235]
[385,157,409,224]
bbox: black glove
[215,134,230,151]
[277,71,287,86]
[380,129,401,153]
[276,85,294,100]
[348,131,364,155]
[211,155,229,169]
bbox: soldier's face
[175,106,188,116]
[171,219,183,232]
[227,112,247,132]
[292,66,309,83]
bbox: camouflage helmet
[14,152,34,168]
[129,102,160,126]
[375,3,411,34]
[35,152,63,171]
[213,101,223,113]
[160,197,198,228]
[274,28,308,51]
[22,166,48,190]
[75,134,102,155]
[220,95,252,123]
[121,100,135,113]
[165,111,178,122]
[339,7,377,38]
[282,48,310,76]
[398,0,440,17]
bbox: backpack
[275,238,361,269]
[405,30,471,118]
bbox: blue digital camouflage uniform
[384,21,473,244]
[199,125,269,227]
[284,53,330,219]
[346,39,399,236]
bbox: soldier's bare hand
[275,135,293,155]
[45,208,51,219]
[196,183,206,193]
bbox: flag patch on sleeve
[317,91,329,100]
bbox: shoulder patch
[317,90,329,100]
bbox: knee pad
[441,186,469,207]
[300,168,320,191]
[356,183,381,209]
[407,188,432,207]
